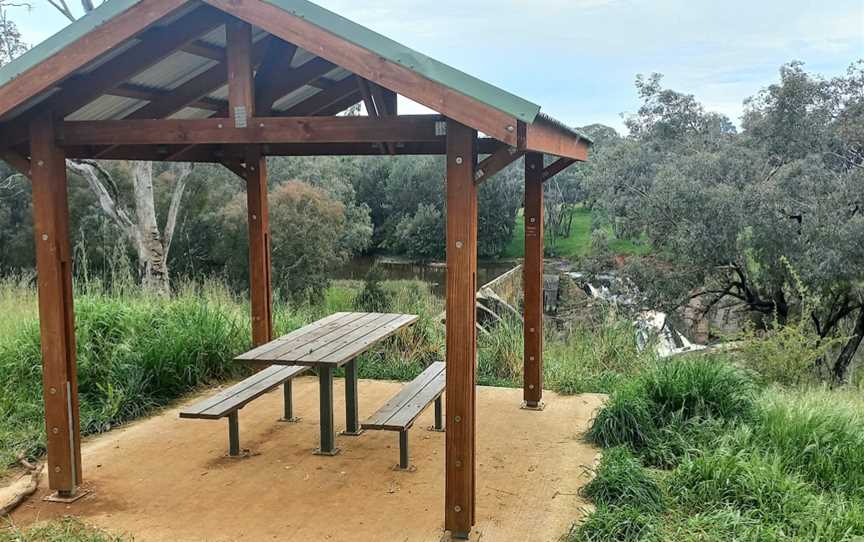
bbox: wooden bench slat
[254,312,378,362]
[296,313,412,364]
[180,365,287,416]
[236,312,359,361]
[272,312,390,362]
[362,362,446,430]
[180,365,306,420]
[384,370,446,430]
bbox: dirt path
[10,378,604,541]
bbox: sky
[7,0,864,133]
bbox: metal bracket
[44,489,89,503]
[520,401,546,411]
[435,121,447,136]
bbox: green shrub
[587,381,656,450]
[642,356,757,422]
[567,504,656,542]
[352,265,393,313]
[582,447,665,512]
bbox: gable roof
[0,0,592,153]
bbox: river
[332,255,517,297]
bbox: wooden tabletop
[235,312,419,368]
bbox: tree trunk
[833,307,864,384]
[130,161,169,293]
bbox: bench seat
[362,362,446,469]
[180,364,307,455]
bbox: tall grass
[0,281,250,470]
[573,355,864,541]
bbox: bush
[582,447,665,512]
[352,265,393,313]
[587,381,656,450]
[567,504,656,542]
[586,356,756,464]
[642,356,757,422]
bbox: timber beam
[542,157,576,181]
[474,145,524,185]
[58,115,448,147]
[61,138,504,161]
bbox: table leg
[279,380,300,422]
[314,366,340,456]
[342,359,363,436]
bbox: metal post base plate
[449,531,471,540]
[313,447,341,456]
[392,464,417,472]
[428,425,446,433]
[340,429,365,436]
[44,489,89,503]
[278,416,302,423]
[521,400,546,411]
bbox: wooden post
[245,147,273,345]
[30,112,82,496]
[228,19,272,346]
[523,152,544,409]
[445,119,478,539]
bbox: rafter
[254,39,299,115]
[0,0,189,119]
[1,6,229,147]
[357,77,392,155]
[107,83,226,113]
[281,76,359,116]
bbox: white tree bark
[66,159,194,294]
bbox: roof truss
[0,0,591,163]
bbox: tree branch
[162,163,194,258]
[66,159,136,238]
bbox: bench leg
[342,359,363,436]
[228,412,240,457]
[431,396,445,432]
[314,366,340,456]
[399,430,410,470]
[280,380,300,422]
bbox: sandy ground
[10,377,604,542]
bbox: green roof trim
[0,0,143,90]
[263,0,542,124]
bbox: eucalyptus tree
[589,64,864,382]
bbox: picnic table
[235,312,418,455]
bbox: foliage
[0,518,127,542]
[219,181,349,305]
[352,264,393,313]
[585,62,864,381]
[0,280,248,470]
[575,358,864,542]
[587,356,757,467]
[582,447,665,512]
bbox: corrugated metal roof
[262,0,542,123]
[0,0,143,86]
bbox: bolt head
[52,427,59,434]
[455,241,464,249]
[37,160,45,167]
[455,156,463,165]
[49,387,57,395]
[529,384,535,390]
[454,415,462,423]
[54,466,61,473]
[507,125,515,132]
[455,460,462,468]
[454,505,462,513]
[529,356,535,361]
[42,233,49,241]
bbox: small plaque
[233,106,248,129]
